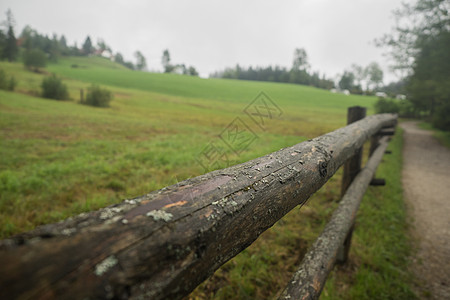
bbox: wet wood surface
[0,114,397,300]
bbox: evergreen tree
[0,30,5,58]
[3,9,18,62]
[59,35,69,55]
[82,36,93,55]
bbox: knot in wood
[319,161,328,178]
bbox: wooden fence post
[337,106,366,264]
[369,133,380,157]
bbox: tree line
[0,9,147,71]
[210,48,387,94]
[210,48,334,90]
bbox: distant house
[375,92,387,98]
[101,50,113,60]
[396,94,407,100]
[94,49,114,60]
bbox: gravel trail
[400,121,450,299]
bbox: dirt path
[400,121,450,299]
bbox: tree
[408,30,450,119]
[82,36,93,55]
[113,52,134,70]
[378,0,450,129]
[23,49,47,71]
[3,9,18,62]
[188,66,199,76]
[49,34,60,61]
[338,71,355,90]
[162,49,174,73]
[20,25,34,51]
[59,35,69,55]
[351,64,366,90]
[292,48,309,71]
[122,61,135,70]
[290,48,312,85]
[59,35,67,49]
[134,51,147,71]
[377,0,450,77]
[114,52,124,64]
[365,62,383,91]
[0,30,5,58]
[69,42,81,56]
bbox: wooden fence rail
[280,135,391,299]
[0,109,397,300]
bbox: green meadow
[0,57,415,299]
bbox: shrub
[81,84,112,107]
[374,98,400,114]
[41,74,69,100]
[23,49,47,72]
[398,100,416,118]
[0,69,16,91]
[8,76,16,91]
[0,69,7,90]
[432,102,450,131]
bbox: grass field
[0,56,415,299]
[419,121,450,149]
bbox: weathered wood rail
[280,135,391,299]
[0,109,397,300]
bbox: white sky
[0,0,408,83]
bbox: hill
[0,57,414,299]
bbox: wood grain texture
[0,114,397,300]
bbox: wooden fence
[0,107,397,300]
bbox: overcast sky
[0,0,408,83]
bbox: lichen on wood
[0,114,397,300]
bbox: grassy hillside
[0,57,379,235]
[0,57,414,299]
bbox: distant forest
[209,48,395,96]
[210,52,335,91]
